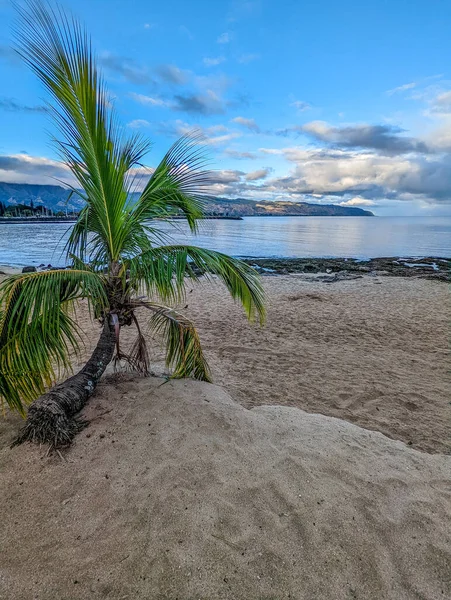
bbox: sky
[1,0,451,216]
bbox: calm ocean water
[0,216,450,267]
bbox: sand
[2,271,448,453]
[1,375,450,599]
[0,272,450,598]
[87,274,448,454]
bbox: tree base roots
[13,407,88,449]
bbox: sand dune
[1,375,450,599]
[85,274,448,454]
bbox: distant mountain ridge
[0,182,85,211]
[202,196,374,217]
[0,182,375,217]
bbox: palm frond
[129,133,211,235]
[141,302,211,382]
[128,245,266,323]
[14,0,152,263]
[0,268,107,413]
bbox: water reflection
[0,216,450,267]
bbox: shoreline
[243,256,450,282]
[0,215,244,224]
[2,255,449,281]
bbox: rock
[318,274,338,283]
[317,272,363,284]
[21,266,36,273]
[302,263,318,272]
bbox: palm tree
[0,1,265,448]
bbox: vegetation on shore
[0,199,77,218]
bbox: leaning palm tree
[0,0,265,448]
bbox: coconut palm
[0,0,265,448]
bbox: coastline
[244,256,450,282]
[0,215,244,224]
[2,255,449,281]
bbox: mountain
[202,196,374,217]
[0,183,85,212]
[0,182,374,217]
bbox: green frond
[15,0,152,263]
[143,303,211,382]
[129,133,211,235]
[5,2,266,415]
[0,268,108,413]
[128,245,266,324]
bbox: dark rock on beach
[243,256,450,282]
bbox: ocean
[0,216,450,268]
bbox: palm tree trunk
[15,319,115,449]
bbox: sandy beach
[0,271,450,599]
[64,272,450,454]
[1,375,450,599]
[185,274,450,454]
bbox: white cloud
[127,119,151,128]
[211,170,244,183]
[257,145,451,205]
[4,146,451,212]
[156,64,189,85]
[0,154,74,185]
[217,32,232,44]
[299,120,430,155]
[338,197,376,207]
[203,56,226,67]
[223,149,257,160]
[159,120,242,146]
[231,116,260,133]
[290,100,311,112]
[204,132,242,145]
[130,93,168,107]
[245,168,271,181]
[131,89,230,116]
[431,90,451,114]
[99,52,153,85]
[386,82,417,96]
[237,53,260,64]
[172,90,227,115]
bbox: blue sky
[1,0,451,215]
